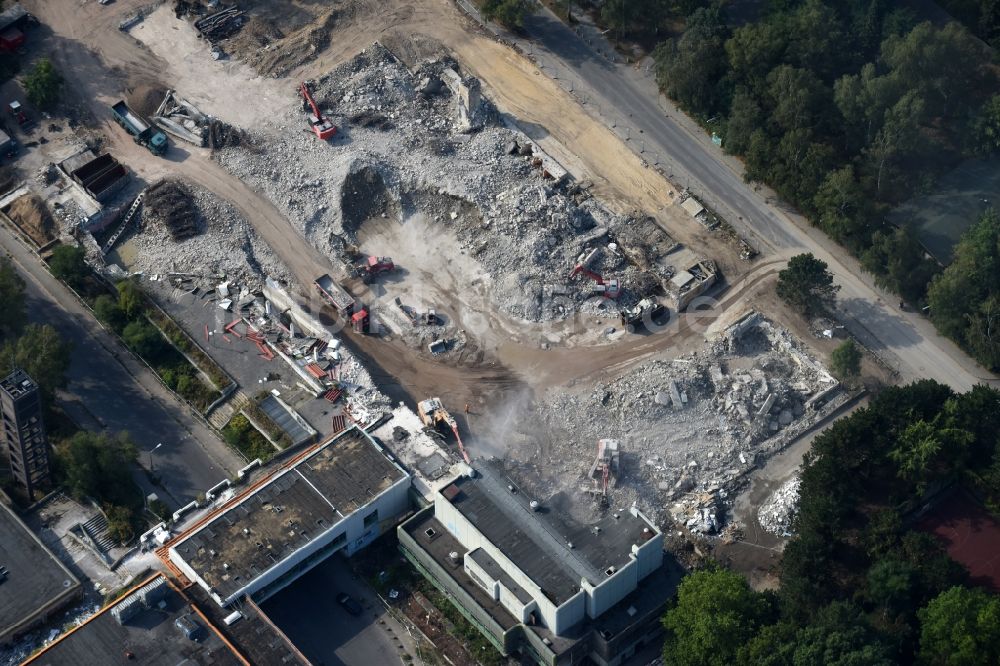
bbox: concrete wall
[435,495,573,632]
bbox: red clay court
[918,492,1000,593]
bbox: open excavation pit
[113,179,290,284]
[216,43,696,330]
[493,313,845,534]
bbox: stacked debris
[194,5,245,41]
[121,179,289,284]
[500,314,843,530]
[5,194,57,247]
[215,43,682,323]
[758,475,801,537]
[143,180,198,240]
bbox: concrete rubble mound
[215,43,685,322]
[127,179,289,284]
[502,313,843,532]
[758,475,801,537]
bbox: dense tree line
[653,1,1000,366]
[939,0,1000,47]
[662,381,1000,665]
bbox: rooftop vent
[507,484,516,493]
[223,563,230,570]
[567,542,574,549]
[425,527,437,538]
[529,500,540,511]
[243,528,250,536]
[605,566,616,576]
[447,551,460,564]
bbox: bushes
[223,414,277,462]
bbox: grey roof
[29,576,241,666]
[258,394,314,446]
[0,501,80,645]
[468,547,533,605]
[172,427,406,600]
[444,463,654,605]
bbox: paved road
[262,554,414,666]
[0,226,242,507]
[506,6,996,392]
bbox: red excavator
[299,81,336,140]
[569,263,621,299]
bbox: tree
[969,94,1000,156]
[653,7,729,117]
[889,419,973,492]
[57,431,139,508]
[480,0,531,29]
[92,294,125,332]
[23,58,63,110]
[830,339,862,380]
[813,166,870,247]
[0,256,25,339]
[117,279,145,320]
[48,244,89,289]
[928,208,1000,369]
[776,253,839,317]
[861,226,940,305]
[121,320,167,361]
[662,567,775,666]
[1,324,71,398]
[105,505,135,544]
[918,586,1000,665]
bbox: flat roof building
[23,574,245,666]
[0,499,82,646]
[169,426,411,607]
[399,462,681,666]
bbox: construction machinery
[569,263,620,299]
[418,397,470,463]
[588,439,620,505]
[111,100,168,156]
[620,298,666,333]
[299,81,336,140]
[351,255,395,282]
[8,101,26,125]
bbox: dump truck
[111,101,168,156]
[315,274,370,333]
[620,298,666,333]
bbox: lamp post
[149,443,163,472]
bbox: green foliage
[0,256,25,339]
[662,566,775,666]
[480,0,531,29]
[927,209,1000,370]
[105,504,135,544]
[116,279,145,320]
[122,320,167,361]
[92,294,125,332]
[776,253,839,317]
[0,323,71,399]
[917,586,1000,665]
[654,3,997,309]
[222,413,276,462]
[48,245,89,289]
[56,431,139,508]
[829,339,862,380]
[23,58,63,110]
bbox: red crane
[299,81,336,140]
[569,263,621,299]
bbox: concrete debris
[501,314,843,528]
[758,475,801,537]
[215,43,682,322]
[120,179,290,284]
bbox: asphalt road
[262,554,411,666]
[511,7,995,392]
[0,225,242,507]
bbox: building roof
[0,501,80,645]
[443,463,656,605]
[170,427,407,601]
[25,575,242,666]
[0,368,38,399]
[680,197,704,217]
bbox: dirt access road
[28,0,786,415]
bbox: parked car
[336,592,362,616]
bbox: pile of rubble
[758,475,801,537]
[215,43,681,322]
[503,313,844,531]
[123,179,290,284]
